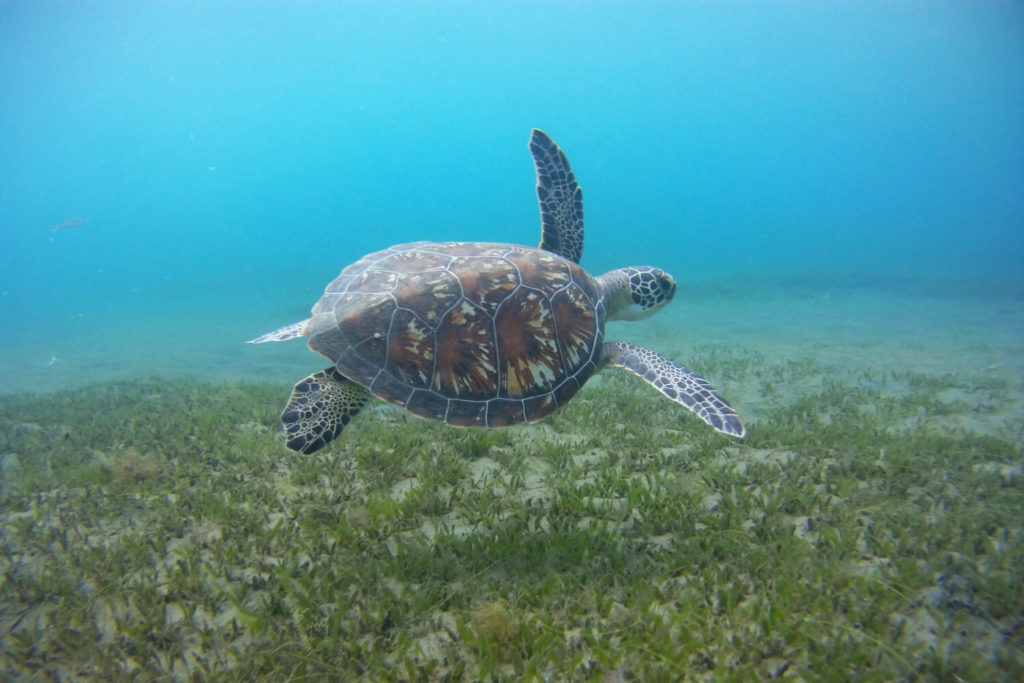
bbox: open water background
[1,0,1022,394]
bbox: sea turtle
[249,129,745,454]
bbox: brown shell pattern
[306,241,604,427]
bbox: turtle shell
[304,241,606,427]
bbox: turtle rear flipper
[603,341,745,438]
[247,319,310,344]
[282,368,370,454]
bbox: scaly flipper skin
[281,367,370,454]
[603,341,746,437]
[247,319,310,344]
[530,129,584,264]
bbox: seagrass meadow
[1,344,1021,681]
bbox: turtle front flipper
[281,368,370,454]
[530,129,584,264]
[602,341,745,438]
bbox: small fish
[50,216,88,232]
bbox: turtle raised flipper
[247,320,310,344]
[281,368,370,454]
[530,129,584,264]
[603,341,746,438]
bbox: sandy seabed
[3,282,1021,437]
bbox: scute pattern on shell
[306,241,605,427]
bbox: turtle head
[599,266,677,321]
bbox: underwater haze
[1,0,1022,391]
[1,1,1024,679]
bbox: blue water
[1,0,1022,391]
